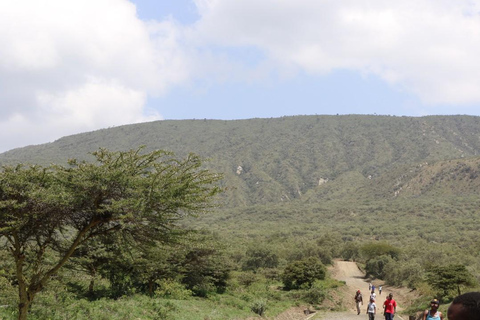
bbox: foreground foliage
[0,148,221,319]
[0,264,344,320]
[2,115,480,317]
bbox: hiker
[379,286,382,295]
[372,284,376,292]
[367,297,377,320]
[370,289,377,302]
[355,290,363,315]
[369,282,372,291]
[383,293,397,320]
[447,292,480,320]
[422,299,444,320]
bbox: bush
[383,260,424,288]
[242,247,279,271]
[340,242,360,261]
[365,255,394,279]
[181,247,231,296]
[360,242,401,261]
[238,272,258,287]
[261,268,280,281]
[281,257,326,290]
[191,281,216,298]
[250,299,267,316]
[286,243,333,265]
[303,287,326,305]
[155,279,193,299]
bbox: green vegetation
[2,115,480,318]
[242,246,279,271]
[3,115,480,206]
[281,257,326,290]
[426,265,477,299]
[0,148,221,319]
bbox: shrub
[155,279,193,299]
[181,247,231,296]
[383,260,424,288]
[360,242,401,261]
[303,287,326,305]
[286,243,333,265]
[281,257,326,290]
[340,242,360,261]
[365,255,394,279]
[242,247,279,271]
[260,268,280,281]
[250,299,267,316]
[191,281,216,298]
[238,272,258,287]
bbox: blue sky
[1,0,480,152]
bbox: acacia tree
[0,148,221,320]
[426,264,477,299]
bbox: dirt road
[273,260,414,320]
[314,260,412,320]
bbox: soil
[266,260,418,320]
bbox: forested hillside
[2,115,480,319]
[2,115,480,206]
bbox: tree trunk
[88,278,95,296]
[13,238,33,320]
[149,279,154,297]
[18,301,30,320]
[17,289,34,320]
[88,267,96,298]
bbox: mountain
[2,114,480,207]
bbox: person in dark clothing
[355,290,363,315]
[447,292,480,320]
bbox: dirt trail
[271,260,415,320]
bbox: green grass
[0,269,345,320]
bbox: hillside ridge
[2,115,480,206]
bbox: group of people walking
[355,288,480,320]
[354,286,392,320]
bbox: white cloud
[2,0,480,152]
[0,79,159,152]
[0,0,189,152]
[36,79,156,127]
[192,0,480,105]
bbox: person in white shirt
[367,298,376,320]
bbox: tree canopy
[426,264,477,300]
[0,147,222,320]
[281,257,326,290]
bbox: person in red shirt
[383,293,397,320]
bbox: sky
[1,0,480,152]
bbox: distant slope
[382,157,480,198]
[2,115,480,207]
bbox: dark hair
[451,292,480,320]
